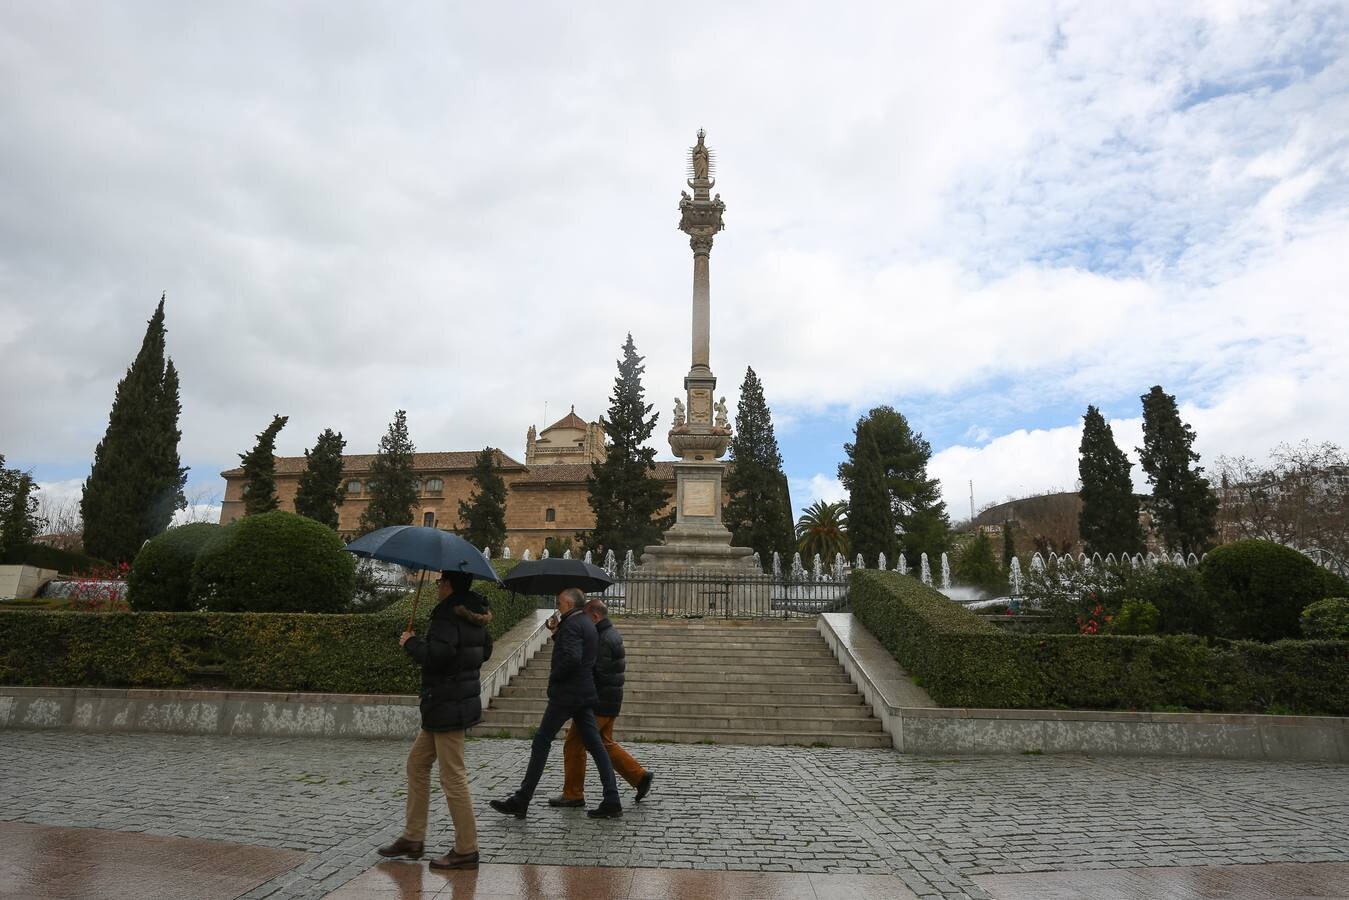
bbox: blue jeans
[515,701,620,806]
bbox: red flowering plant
[65,561,130,612]
[1021,557,1126,634]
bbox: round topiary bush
[1200,540,1336,642]
[1301,597,1349,640]
[190,511,356,613]
[127,523,222,611]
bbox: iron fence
[529,572,849,619]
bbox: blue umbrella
[343,525,500,581]
[343,526,499,629]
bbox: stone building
[218,409,682,557]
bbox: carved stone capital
[689,234,715,256]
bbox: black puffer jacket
[548,607,598,707]
[403,592,493,731]
[592,617,626,718]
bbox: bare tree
[175,489,224,525]
[1215,441,1349,561]
[35,493,83,550]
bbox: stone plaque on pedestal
[682,480,716,517]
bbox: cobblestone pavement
[1,730,1346,899]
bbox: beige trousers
[402,729,477,854]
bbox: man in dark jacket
[377,570,492,870]
[551,598,652,807]
[490,587,623,819]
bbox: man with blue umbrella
[344,527,500,869]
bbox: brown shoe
[430,849,480,870]
[376,837,424,859]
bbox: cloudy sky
[3,1,1347,525]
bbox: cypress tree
[458,446,508,551]
[81,295,188,563]
[846,429,897,567]
[838,406,949,567]
[1138,386,1218,557]
[724,367,794,565]
[1002,520,1016,570]
[239,415,289,516]
[294,428,347,529]
[358,410,419,534]
[1078,405,1145,555]
[585,334,671,558]
[955,531,1005,593]
[0,462,43,559]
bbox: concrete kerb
[817,612,1349,763]
[0,608,554,741]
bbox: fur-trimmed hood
[454,604,493,627]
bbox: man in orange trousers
[549,598,653,807]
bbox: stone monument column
[637,130,758,577]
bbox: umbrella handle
[407,569,429,633]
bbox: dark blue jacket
[592,617,626,718]
[403,592,493,731]
[548,607,598,707]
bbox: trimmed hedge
[0,543,108,575]
[850,569,1349,715]
[190,512,355,613]
[0,559,533,693]
[128,523,221,611]
[1302,598,1349,640]
[1202,540,1347,642]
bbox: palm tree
[796,500,849,560]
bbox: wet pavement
[973,861,1349,898]
[1,730,1347,898]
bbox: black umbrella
[343,526,500,628]
[502,558,614,596]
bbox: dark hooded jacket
[592,617,626,718]
[403,590,493,731]
[548,606,599,707]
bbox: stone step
[623,647,836,661]
[609,623,819,635]
[468,723,891,749]
[506,669,854,686]
[525,658,842,676]
[487,696,876,719]
[476,709,884,735]
[495,684,863,702]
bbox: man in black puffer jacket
[551,598,652,807]
[377,570,492,870]
[490,587,623,819]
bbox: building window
[425,478,444,495]
[423,512,436,528]
[545,508,556,523]
[346,480,362,495]
[411,478,422,494]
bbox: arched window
[345,480,362,495]
[545,508,556,523]
[423,512,436,528]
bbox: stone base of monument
[629,524,768,616]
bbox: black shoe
[429,849,479,870]
[376,837,424,859]
[635,772,654,802]
[548,796,585,808]
[489,796,528,819]
[586,800,623,819]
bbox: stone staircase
[473,618,890,748]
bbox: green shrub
[1109,598,1160,635]
[1201,540,1335,642]
[951,532,1006,595]
[1120,563,1214,636]
[849,568,1349,715]
[190,511,355,613]
[1301,598,1349,641]
[127,524,221,611]
[0,559,534,693]
[0,543,108,575]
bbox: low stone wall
[819,612,1349,763]
[0,608,553,741]
[0,565,57,600]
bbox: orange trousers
[561,714,647,801]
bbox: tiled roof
[221,450,525,478]
[540,407,592,434]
